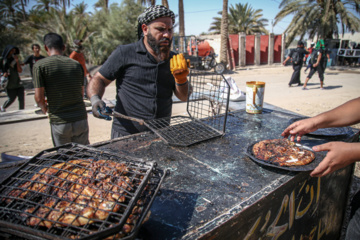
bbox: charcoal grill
[136,70,230,147]
[0,143,167,240]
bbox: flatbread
[252,139,315,166]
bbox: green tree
[94,0,109,12]
[54,0,71,12]
[72,1,89,16]
[27,6,91,55]
[209,3,269,35]
[87,0,144,64]
[0,0,22,28]
[31,0,56,12]
[274,0,360,47]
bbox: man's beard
[147,31,172,61]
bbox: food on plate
[252,139,315,166]
[5,159,137,228]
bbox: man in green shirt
[33,33,89,146]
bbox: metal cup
[246,81,265,114]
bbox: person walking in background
[0,45,24,112]
[281,97,360,239]
[304,42,315,73]
[69,39,91,99]
[87,5,191,139]
[322,41,331,71]
[33,33,89,146]
[283,41,309,87]
[302,39,326,90]
[22,44,45,81]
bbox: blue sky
[27,0,292,35]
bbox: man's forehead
[147,17,173,26]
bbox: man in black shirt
[23,44,45,78]
[283,41,309,87]
[88,5,191,138]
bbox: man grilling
[88,5,190,138]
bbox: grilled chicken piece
[122,224,133,233]
[95,200,121,220]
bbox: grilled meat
[5,159,137,228]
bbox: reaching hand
[90,95,107,119]
[310,142,360,177]
[281,118,319,142]
[170,53,189,85]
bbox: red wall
[246,35,255,65]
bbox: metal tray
[0,143,166,240]
[245,140,325,172]
[288,117,354,139]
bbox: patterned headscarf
[137,5,175,40]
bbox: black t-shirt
[99,38,176,135]
[23,55,45,77]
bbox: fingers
[309,142,339,177]
[282,123,304,142]
[170,57,174,72]
[170,54,187,73]
[310,163,332,178]
[178,54,187,70]
[92,101,106,118]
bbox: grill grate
[0,143,166,240]
[144,70,230,147]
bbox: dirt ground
[0,65,359,158]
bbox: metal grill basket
[145,70,230,147]
[0,143,167,240]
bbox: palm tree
[72,1,88,16]
[229,3,268,35]
[0,0,22,27]
[162,0,168,8]
[209,3,269,35]
[220,0,228,65]
[94,0,109,12]
[178,0,185,52]
[32,0,54,12]
[19,0,29,20]
[274,0,360,47]
[87,0,143,64]
[30,7,91,54]
[52,0,71,12]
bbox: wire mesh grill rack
[0,143,167,240]
[145,70,230,147]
